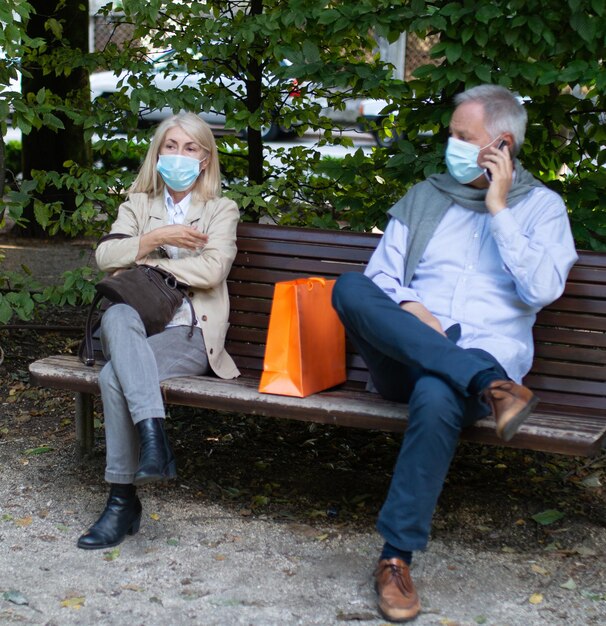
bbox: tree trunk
[18,0,92,238]
[246,0,264,189]
[0,134,5,223]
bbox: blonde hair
[130,112,222,201]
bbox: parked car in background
[319,96,401,147]
[89,49,302,140]
[356,98,401,147]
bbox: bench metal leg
[75,392,94,459]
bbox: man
[332,84,577,622]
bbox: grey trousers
[99,304,209,484]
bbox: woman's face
[159,126,206,162]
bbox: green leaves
[0,0,605,325]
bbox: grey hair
[454,85,527,155]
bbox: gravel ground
[1,435,605,626]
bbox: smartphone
[484,139,508,182]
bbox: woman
[77,112,240,550]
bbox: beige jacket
[95,192,241,379]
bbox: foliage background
[1,0,605,321]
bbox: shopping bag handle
[306,276,326,290]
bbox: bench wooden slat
[228,283,275,299]
[230,256,363,283]
[228,262,365,284]
[524,371,605,396]
[533,324,606,345]
[234,240,375,264]
[544,296,606,316]
[567,265,606,281]
[533,343,606,365]
[563,283,606,298]
[229,299,272,316]
[237,223,380,248]
[530,358,606,382]
[571,251,606,268]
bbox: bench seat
[29,223,606,458]
[29,354,606,457]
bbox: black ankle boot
[77,484,142,550]
[133,418,177,486]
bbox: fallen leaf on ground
[572,545,597,557]
[529,593,543,604]
[103,547,120,561]
[531,509,564,526]
[3,590,28,605]
[15,516,33,527]
[580,472,602,488]
[60,596,85,609]
[23,446,53,455]
[531,564,550,576]
[581,589,606,601]
[560,578,577,590]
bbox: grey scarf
[387,160,545,286]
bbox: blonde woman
[78,112,240,550]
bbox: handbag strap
[81,291,105,366]
[184,293,196,338]
[98,232,131,244]
[80,233,129,365]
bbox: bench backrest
[227,222,606,418]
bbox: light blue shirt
[163,188,196,329]
[365,186,578,382]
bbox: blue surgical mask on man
[445,136,500,184]
[156,154,202,192]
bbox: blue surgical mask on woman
[156,154,202,192]
[445,136,499,184]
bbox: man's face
[449,101,492,148]
[449,100,507,184]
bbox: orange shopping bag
[259,277,346,397]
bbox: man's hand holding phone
[480,137,513,215]
[484,139,508,181]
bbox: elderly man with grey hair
[332,84,577,622]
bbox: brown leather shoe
[374,558,420,622]
[482,380,539,442]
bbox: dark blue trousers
[332,273,507,551]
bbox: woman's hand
[400,301,446,336]
[137,225,209,260]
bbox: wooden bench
[29,222,606,458]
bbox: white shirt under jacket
[364,186,578,383]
